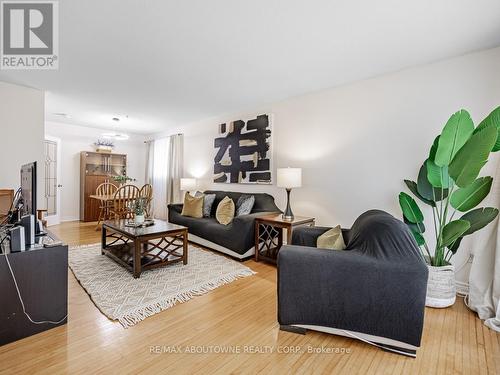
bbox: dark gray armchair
[277,210,428,357]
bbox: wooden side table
[255,214,315,263]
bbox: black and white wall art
[213,114,272,184]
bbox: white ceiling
[1,0,500,134]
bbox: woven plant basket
[426,264,456,308]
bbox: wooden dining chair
[139,184,153,218]
[110,184,139,220]
[95,182,118,228]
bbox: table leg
[286,225,292,245]
[183,230,188,265]
[101,226,106,255]
[95,206,104,231]
[254,223,260,262]
[133,240,141,278]
[276,227,284,259]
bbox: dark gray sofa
[168,190,281,259]
[278,210,428,357]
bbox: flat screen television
[20,162,37,216]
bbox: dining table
[90,193,136,230]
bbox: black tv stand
[0,232,68,346]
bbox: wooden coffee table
[101,219,188,278]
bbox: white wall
[158,46,500,282]
[0,81,45,209]
[45,122,147,221]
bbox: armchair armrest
[168,203,183,214]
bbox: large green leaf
[474,106,500,152]
[460,207,499,236]
[435,110,474,166]
[405,179,435,206]
[447,207,499,255]
[429,135,440,161]
[426,159,451,188]
[441,220,470,248]
[416,165,433,200]
[450,177,493,212]
[447,237,463,254]
[449,123,497,188]
[417,163,448,201]
[399,192,424,223]
[411,231,426,246]
[404,217,425,234]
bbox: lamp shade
[180,178,197,191]
[277,168,302,188]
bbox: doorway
[44,136,61,226]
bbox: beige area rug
[68,243,256,328]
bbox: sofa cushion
[181,194,203,218]
[203,190,281,215]
[216,196,235,225]
[168,190,281,255]
[196,192,216,217]
[236,194,255,216]
[316,225,346,250]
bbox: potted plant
[399,107,499,308]
[112,175,136,186]
[130,198,147,225]
[94,139,115,153]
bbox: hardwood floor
[1,220,499,374]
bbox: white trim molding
[293,324,419,357]
[188,234,255,260]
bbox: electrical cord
[2,253,67,325]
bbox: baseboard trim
[61,216,80,223]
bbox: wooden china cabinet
[80,151,127,222]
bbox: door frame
[44,135,62,226]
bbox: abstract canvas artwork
[213,114,272,184]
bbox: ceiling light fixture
[101,132,129,141]
[53,112,72,119]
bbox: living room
[0,1,499,374]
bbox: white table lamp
[277,168,302,220]
[180,178,197,195]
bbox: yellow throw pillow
[181,193,204,218]
[216,196,235,225]
[316,225,346,250]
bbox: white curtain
[147,134,184,220]
[145,140,154,185]
[467,153,500,332]
[166,134,183,205]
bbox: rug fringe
[69,242,102,250]
[117,269,256,328]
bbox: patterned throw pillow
[236,194,255,216]
[195,192,216,217]
[203,194,216,217]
